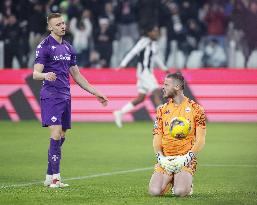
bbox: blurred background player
[148,72,206,197]
[33,13,108,188]
[113,25,168,128]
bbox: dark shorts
[41,98,71,130]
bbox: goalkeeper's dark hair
[166,72,185,90]
[47,13,62,23]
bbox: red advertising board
[0,69,257,122]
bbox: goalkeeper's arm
[153,134,177,173]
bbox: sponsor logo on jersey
[51,46,56,50]
[53,54,71,61]
[185,107,191,113]
[164,110,170,114]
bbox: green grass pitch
[0,121,256,205]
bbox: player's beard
[163,88,176,99]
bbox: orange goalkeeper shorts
[154,157,197,176]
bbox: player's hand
[44,72,57,81]
[170,151,195,169]
[96,94,108,107]
[156,153,177,173]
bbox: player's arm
[33,43,56,81]
[153,108,177,173]
[33,63,56,81]
[154,45,168,71]
[69,65,108,106]
[119,37,150,68]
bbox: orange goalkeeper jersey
[153,97,206,156]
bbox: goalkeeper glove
[156,152,178,173]
[170,151,195,171]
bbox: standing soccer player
[33,13,108,188]
[113,25,168,128]
[148,73,206,197]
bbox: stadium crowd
[0,0,256,69]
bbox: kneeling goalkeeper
[148,72,206,197]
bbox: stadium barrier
[0,69,257,122]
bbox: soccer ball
[169,117,191,139]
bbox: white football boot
[113,110,123,128]
[49,178,69,188]
[44,175,52,187]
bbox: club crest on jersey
[185,107,191,113]
[165,121,169,126]
[51,116,57,122]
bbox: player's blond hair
[47,13,62,23]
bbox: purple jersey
[35,35,77,99]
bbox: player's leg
[113,76,147,128]
[148,172,173,196]
[173,170,193,197]
[147,73,162,107]
[45,129,66,186]
[49,99,71,188]
[113,93,146,128]
[41,98,68,187]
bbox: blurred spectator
[115,0,139,41]
[204,3,227,47]
[82,0,105,29]
[137,0,159,32]
[2,15,24,68]
[67,0,83,20]
[243,0,257,57]
[94,17,115,67]
[104,1,115,25]
[165,2,186,62]
[202,39,226,67]
[0,0,256,69]
[183,19,204,56]
[70,10,92,67]
[89,50,105,68]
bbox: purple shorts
[40,98,71,130]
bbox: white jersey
[120,37,167,75]
[120,37,168,94]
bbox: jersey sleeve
[152,107,164,137]
[194,104,206,129]
[70,46,77,67]
[34,44,48,65]
[120,37,150,67]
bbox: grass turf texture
[0,121,256,205]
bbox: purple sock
[48,138,61,174]
[47,148,53,175]
[60,137,65,146]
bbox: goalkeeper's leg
[173,170,193,197]
[148,172,173,196]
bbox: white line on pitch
[0,167,152,189]
[0,164,256,189]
